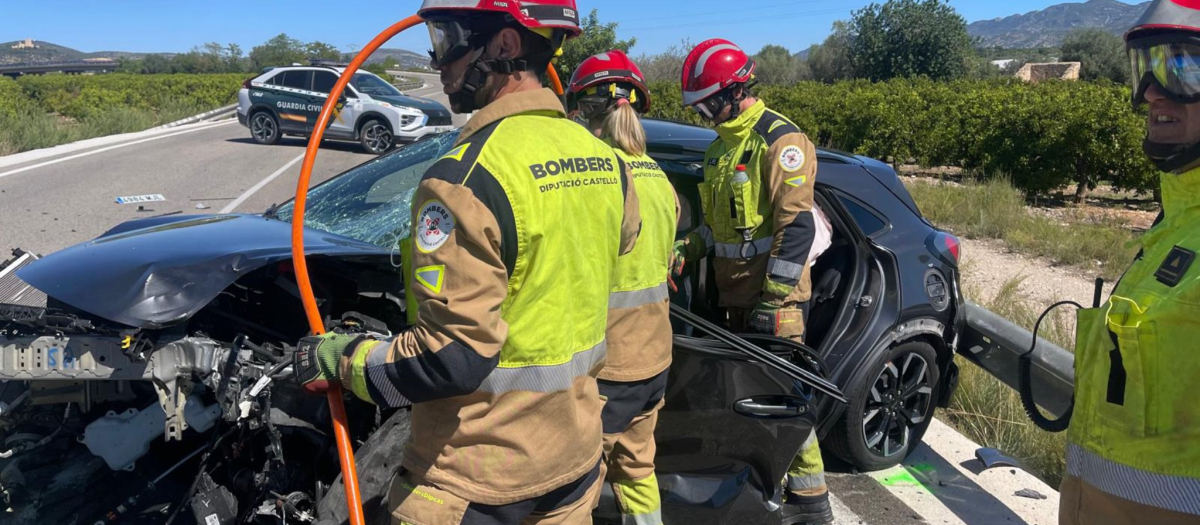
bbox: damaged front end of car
[0,214,409,525]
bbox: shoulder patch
[779,145,806,175]
[415,200,455,253]
[753,110,800,147]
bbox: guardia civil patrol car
[237,66,453,154]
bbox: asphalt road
[0,72,1060,525]
[0,71,459,256]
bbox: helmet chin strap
[1144,138,1200,174]
[450,47,528,113]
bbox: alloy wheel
[251,114,276,143]
[363,123,393,153]
[861,351,934,458]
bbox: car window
[273,131,461,248]
[835,192,889,237]
[280,70,313,91]
[352,73,402,97]
[312,71,338,94]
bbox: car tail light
[243,78,253,89]
[925,231,960,267]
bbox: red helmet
[418,0,582,38]
[681,38,755,106]
[1126,0,1200,41]
[568,50,651,112]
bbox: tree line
[117,34,345,75]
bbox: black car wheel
[827,340,940,471]
[249,111,281,145]
[360,119,394,154]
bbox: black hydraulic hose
[1018,300,1080,433]
[669,303,847,403]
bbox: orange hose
[290,15,424,525]
[547,63,564,95]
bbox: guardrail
[959,301,1074,417]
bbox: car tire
[826,340,940,471]
[359,118,394,155]
[249,111,282,145]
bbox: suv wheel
[249,111,281,145]
[360,119,394,154]
[827,340,940,471]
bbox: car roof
[641,118,863,166]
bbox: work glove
[749,301,782,335]
[293,331,371,395]
[668,240,688,292]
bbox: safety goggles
[571,83,635,120]
[690,89,732,120]
[1129,36,1200,105]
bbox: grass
[0,102,206,155]
[939,274,1074,487]
[905,177,1138,280]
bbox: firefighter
[295,1,642,523]
[671,38,831,525]
[1060,2,1200,523]
[568,50,677,525]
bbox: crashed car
[0,118,963,525]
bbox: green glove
[294,331,369,395]
[669,240,688,292]
[749,302,782,335]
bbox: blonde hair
[601,102,647,157]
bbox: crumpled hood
[17,214,390,329]
[372,94,448,113]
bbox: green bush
[646,78,1158,198]
[0,73,244,155]
[15,73,245,120]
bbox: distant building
[1015,62,1081,82]
[10,38,37,50]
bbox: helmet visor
[690,91,727,121]
[426,19,476,67]
[1129,39,1200,105]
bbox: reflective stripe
[682,83,722,106]
[768,257,803,280]
[1067,444,1200,516]
[365,342,412,407]
[714,236,773,259]
[787,473,827,491]
[477,341,607,394]
[610,282,669,310]
[621,510,662,525]
[694,43,741,78]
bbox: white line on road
[0,120,236,180]
[220,153,306,214]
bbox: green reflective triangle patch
[415,265,445,294]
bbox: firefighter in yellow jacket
[294,1,642,523]
[1060,2,1200,523]
[672,39,830,525]
[568,50,678,525]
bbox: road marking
[0,120,235,180]
[220,153,306,214]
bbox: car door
[312,70,358,139]
[654,333,823,524]
[271,69,316,133]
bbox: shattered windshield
[274,131,461,248]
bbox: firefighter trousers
[598,371,669,525]
[386,463,602,525]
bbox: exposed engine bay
[0,248,408,525]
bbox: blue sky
[4,0,1140,56]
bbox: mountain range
[0,40,427,68]
[967,0,1150,48]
